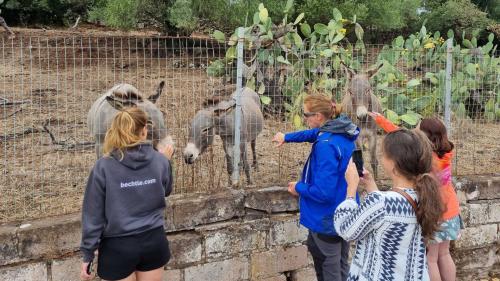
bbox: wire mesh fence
[1,34,499,223]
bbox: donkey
[183,87,264,187]
[340,63,383,178]
[87,81,172,159]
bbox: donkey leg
[241,143,253,185]
[368,131,378,179]
[222,141,234,186]
[251,139,258,171]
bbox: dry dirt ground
[1,28,499,223]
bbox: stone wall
[0,177,498,281]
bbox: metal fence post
[231,27,244,186]
[444,38,453,137]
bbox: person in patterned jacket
[369,112,462,281]
[334,129,444,281]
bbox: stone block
[467,201,500,226]
[170,191,245,231]
[164,269,182,281]
[0,262,47,281]
[251,246,309,279]
[167,232,203,268]
[291,267,317,281]
[199,220,268,260]
[453,224,498,250]
[454,176,500,201]
[52,256,86,281]
[184,257,249,281]
[269,214,307,247]
[453,246,499,273]
[245,187,298,213]
[0,225,20,266]
[17,213,81,260]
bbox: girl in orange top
[369,112,461,281]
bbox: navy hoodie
[80,143,173,262]
[285,114,359,236]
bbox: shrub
[424,0,492,40]
[88,0,139,30]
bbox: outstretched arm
[369,112,399,133]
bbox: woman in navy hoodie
[273,93,359,281]
[80,107,173,281]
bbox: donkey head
[342,63,382,121]
[183,110,215,164]
[183,98,236,164]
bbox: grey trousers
[306,231,350,281]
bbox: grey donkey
[87,81,172,158]
[340,63,383,178]
[183,87,264,187]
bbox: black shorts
[97,226,170,281]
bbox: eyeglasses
[303,112,317,118]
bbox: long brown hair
[383,129,444,240]
[419,117,454,158]
[103,107,148,159]
[304,93,342,119]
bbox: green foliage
[424,0,492,40]
[192,0,289,33]
[207,2,365,127]
[374,23,500,123]
[295,0,368,26]
[90,0,139,30]
[363,0,420,31]
[168,0,197,34]
[2,0,91,26]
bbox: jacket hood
[319,114,360,139]
[111,142,155,170]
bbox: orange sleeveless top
[373,115,460,220]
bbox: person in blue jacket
[273,93,359,281]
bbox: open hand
[272,132,285,147]
[159,144,174,160]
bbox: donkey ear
[340,61,356,79]
[148,80,165,104]
[367,63,384,79]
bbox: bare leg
[251,139,258,171]
[427,243,442,281]
[102,271,136,281]
[437,241,456,281]
[136,267,163,281]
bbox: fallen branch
[1,98,31,107]
[3,107,23,119]
[42,122,95,151]
[0,127,41,142]
[70,16,81,29]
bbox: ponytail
[414,173,444,240]
[103,107,148,159]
